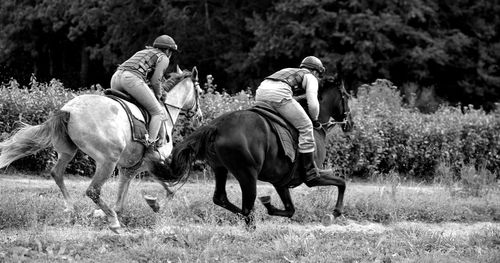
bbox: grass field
[0,173,499,262]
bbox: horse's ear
[176,65,182,74]
[192,66,198,80]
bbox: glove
[312,119,321,129]
[160,91,167,102]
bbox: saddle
[103,89,168,145]
[248,101,298,162]
[248,101,302,188]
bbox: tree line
[1,0,499,111]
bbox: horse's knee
[213,190,228,205]
[86,187,100,202]
[213,195,226,207]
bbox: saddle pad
[103,89,150,123]
[105,94,149,144]
[248,101,298,162]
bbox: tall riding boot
[147,115,163,143]
[301,152,329,186]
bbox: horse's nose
[342,121,354,132]
[194,109,204,126]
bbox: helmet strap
[164,49,172,58]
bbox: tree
[0,0,498,110]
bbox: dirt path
[278,220,500,237]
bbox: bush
[0,76,255,176]
[0,77,95,174]
[326,79,500,181]
[1,76,499,183]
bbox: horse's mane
[319,74,342,93]
[163,70,193,92]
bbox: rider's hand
[312,119,321,129]
[160,91,167,102]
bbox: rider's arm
[151,55,170,100]
[302,73,320,120]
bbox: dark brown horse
[167,75,353,227]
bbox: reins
[318,79,351,129]
[162,73,201,120]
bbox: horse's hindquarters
[62,95,140,165]
[212,111,292,184]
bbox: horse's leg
[259,186,295,218]
[212,167,242,214]
[305,173,346,217]
[156,180,174,198]
[114,167,135,214]
[86,161,121,232]
[232,169,258,227]
[50,151,77,212]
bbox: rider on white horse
[110,34,178,149]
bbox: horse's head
[318,75,354,132]
[162,66,203,121]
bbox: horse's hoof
[258,196,271,204]
[92,209,106,218]
[109,225,122,234]
[333,209,342,218]
[144,195,160,212]
[321,214,334,226]
[244,221,257,232]
[63,207,74,214]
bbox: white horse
[0,66,202,232]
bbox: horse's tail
[0,110,71,168]
[160,124,217,181]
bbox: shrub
[0,77,95,174]
[0,75,255,176]
[1,75,499,183]
[326,79,500,181]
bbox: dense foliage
[1,78,498,182]
[0,77,95,173]
[0,0,499,110]
[328,79,500,181]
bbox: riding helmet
[300,56,325,74]
[153,35,178,51]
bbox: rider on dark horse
[255,56,328,186]
[110,34,178,150]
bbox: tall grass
[0,175,499,262]
[0,174,498,231]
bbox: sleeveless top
[118,47,165,81]
[265,68,310,95]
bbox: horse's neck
[163,104,181,137]
[162,85,189,132]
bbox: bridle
[318,80,352,130]
[163,74,201,119]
